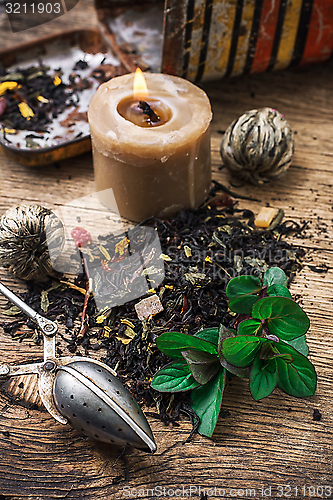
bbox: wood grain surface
[0,2,332,499]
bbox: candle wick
[139,100,160,123]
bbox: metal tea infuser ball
[0,281,156,453]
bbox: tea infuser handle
[0,281,57,337]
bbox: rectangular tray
[0,28,126,166]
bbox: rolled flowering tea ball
[220,107,294,184]
[0,205,64,281]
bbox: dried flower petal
[0,97,7,116]
[115,237,129,255]
[53,76,62,86]
[0,81,18,95]
[18,102,34,120]
[71,227,92,247]
[37,95,49,103]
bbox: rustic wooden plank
[0,2,333,498]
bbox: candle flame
[133,68,148,99]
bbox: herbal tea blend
[0,43,121,152]
[1,195,310,436]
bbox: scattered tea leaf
[40,290,50,312]
[184,245,192,257]
[3,305,22,316]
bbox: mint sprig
[151,267,317,438]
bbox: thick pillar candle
[88,72,212,222]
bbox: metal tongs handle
[0,281,57,337]
[0,280,58,363]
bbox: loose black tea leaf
[1,196,308,430]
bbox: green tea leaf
[182,350,221,385]
[250,355,278,400]
[221,336,264,367]
[252,297,310,340]
[267,284,292,299]
[226,275,262,314]
[156,332,218,359]
[190,369,226,437]
[263,267,288,287]
[151,360,200,392]
[2,305,22,316]
[40,291,50,312]
[284,335,309,357]
[194,327,219,345]
[238,319,262,336]
[275,342,317,397]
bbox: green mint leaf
[218,356,250,378]
[238,318,262,336]
[284,335,309,357]
[229,295,261,314]
[267,284,292,299]
[275,342,317,397]
[226,275,262,314]
[156,331,218,359]
[181,350,221,385]
[194,327,219,345]
[252,297,310,340]
[263,267,288,287]
[151,360,200,392]
[221,336,265,367]
[218,324,236,353]
[218,326,248,378]
[226,275,262,298]
[259,341,278,359]
[219,323,236,341]
[250,355,278,400]
[190,369,226,437]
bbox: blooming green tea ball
[220,107,294,184]
[0,205,64,281]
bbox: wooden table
[0,2,332,498]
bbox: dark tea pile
[0,58,121,144]
[1,191,308,428]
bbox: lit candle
[88,69,212,222]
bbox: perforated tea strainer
[0,281,156,453]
